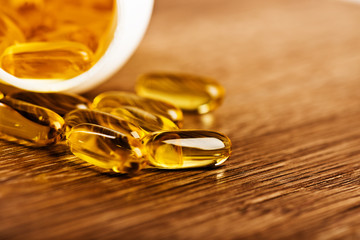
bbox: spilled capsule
[143,130,232,169]
[111,106,179,134]
[0,41,93,79]
[66,123,147,174]
[64,109,144,139]
[136,73,225,114]
[0,97,65,146]
[92,91,183,127]
[9,91,91,116]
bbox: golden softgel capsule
[92,91,183,127]
[64,109,144,139]
[143,130,232,169]
[0,12,25,55]
[66,123,146,174]
[9,91,91,116]
[0,41,93,79]
[136,73,225,114]
[111,106,179,134]
[32,24,99,53]
[7,0,44,9]
[1,0,114,51]
[0,97,65,146]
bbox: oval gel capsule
[143,130,232,169]
[32,24,99,53]
[9,91,91,116]
[0,12,25,54]
[64,109,144,139]
[92,91,183,127]
[66,123,147,174]
[0,97,65,146]
[111,106,179,134]
[8,0,44,9]
[135,73,225,114]
[0,41,93,79]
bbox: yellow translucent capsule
[111,106,179,134]
[41,1,114,56]
[0,12,25,55]
[9,91,91,116]
[136,73,225,114]
[143,130,232,169]
[0,97,65,146]
[92,91,183,127]
[47,0,112,28]
[83,0,114,11]
[0,91,3,99]
[23,13,56,40]
[64,109,144,139]
[0,41,93,79]
[66,123,147,174]
[3,0,51,40]
[9,0,44,9]
[31,25,99,53]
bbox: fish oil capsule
[136,73,225,114]
[0,41,93,79]
[0,13,25,55]
[92,91,183,127]
[66,123,146,174]
[64,109,144,139]
[31,25,99,53]
[41,0,114,58]
[111,106,179,134]
[0,91,3,99]
[4,0,51,40]
[84,0,114,11]
[0,97,65,146]
[9,91,91,116]
[143,130,232,169]
[9,0,44,9]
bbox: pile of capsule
[0,0,114,79]
[0,73,232,174]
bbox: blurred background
[90,0,360,135]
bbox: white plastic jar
[0,0,154,93]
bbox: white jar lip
[0,0,154,93]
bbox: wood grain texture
[1,0,360,239]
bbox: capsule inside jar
[0,0,116,79]
[0,12,25,55]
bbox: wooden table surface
[1,0,360,239]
